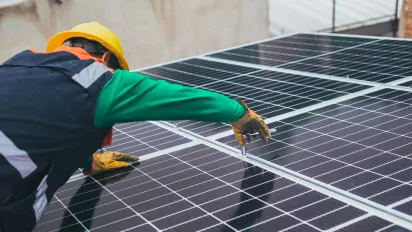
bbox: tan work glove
[83,151,139,175]
[231,100,271,146]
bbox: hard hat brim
[46,31,129,70]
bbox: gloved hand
[83,151,139,175]
[231,100,271,146]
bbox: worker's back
[0,48,111,232]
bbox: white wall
[269,0,400,36]
[0,0,269,69]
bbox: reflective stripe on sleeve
[0,130,37,178]
[71,62,109,89]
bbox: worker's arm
[84,69,270,175]
[93,69,246,127]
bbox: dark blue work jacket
[0,47,113,232]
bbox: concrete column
[399,0,412,38]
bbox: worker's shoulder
[1,49,87,69]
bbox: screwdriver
[240,128,277,156]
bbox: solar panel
[34,145,410,232]
[217,88,412,219]
[140,59,369,136]
[67,122,194,188]
[207,33,412,83]
[107,122,192,154]
[207,34,376,67]
[33,32,412,231]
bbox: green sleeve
[93,69,246,127]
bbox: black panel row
[34,144,409,232]
[218,88,412,218]
[139,58,369,137]
[107,122,191,156]
[207,34,376,67]
[279,39,412,83]
[207,33,412,84]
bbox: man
[0,22,270,232]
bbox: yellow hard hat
[46,22,129,70]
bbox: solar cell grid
[98,122,192,156]
[206,34,376,67]
[67,122,193,185]
[279,40,412,83]
[205,33,412,84]
[334,215,411,232]
[218,88,412,219]
[139,59,368,137]
[35,144,398,232]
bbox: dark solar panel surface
[34,144,401,232]
[105,122,191,155]
[218,88,412,218]
[335,216,411,232]
[279,40,412,83]
[71,122,193,183]
[207,34,412,83]
[207,34,375,67]
[140,58,368,137]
